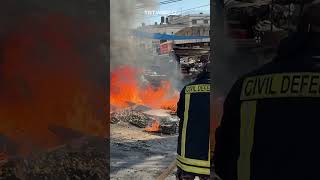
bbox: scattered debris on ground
[0,136,109,180]
[111,109,152,128]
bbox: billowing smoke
[110,0,184,96]
[110,0,157,69]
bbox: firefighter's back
[176,71,211,176]
[239,48,320,179]
[214,2,320,179]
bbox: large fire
[110,65,179,111]
[0,14,107,156]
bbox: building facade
[135,13,210,54]
[167,13,210,27]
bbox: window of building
[204,20,209,24]
[203,29,206,35]
[192,19,197,25]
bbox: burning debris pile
[154,116,179,135]
[111,108,179,135]
[110,65,180,135]
[143,112,179,135]
[0,137,109,180]
[110,0,181,177]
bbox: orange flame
[110,65,179,111]
[144,119,160,132]
[0,14,107,156]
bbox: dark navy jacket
[214,32,320,180]
[177,71,211,175]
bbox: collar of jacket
[274,32,320,62]
[196,71,210,81]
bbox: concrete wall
[187,15,210,27]
[175,26,210,36]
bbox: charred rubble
[111,106,179,135]
[0,136,109,180]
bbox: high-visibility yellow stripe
[181,93,191,157]
[177,155,210,167]
[241,72,320,100]
[238,101,257,180]
[176,160,210,175]
[185,84,210,94]
[208,138,211,161]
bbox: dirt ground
[110,123,177,180]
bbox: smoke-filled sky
[142,0,210,26]
[110,0,184,96]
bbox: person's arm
[176,87,186,157]
[213,79,243,180]
[176,87,185,120]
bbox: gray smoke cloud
[110,0,157,69]
[110,0,184,91]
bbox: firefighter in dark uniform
[213,1,320,180]
[176,65,210,180]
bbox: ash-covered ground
[0,136,109,180]
[110,121,177,180]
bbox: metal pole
[270,0,273,32]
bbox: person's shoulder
[194,74,210,85]
[228,62,275,95]
[241,61,276,80]
[181,82,196,92]
[180,78,210,93]
[188,79,210,87]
